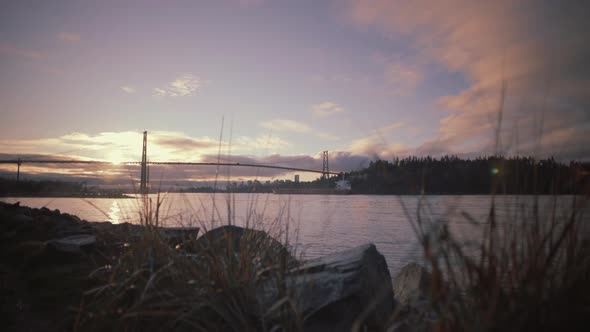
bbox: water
[1,194,583,275]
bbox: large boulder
[258,244,396,331]
[388,263,437,332]
[195,225,295,267]
[197,225,279,248]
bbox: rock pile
[258,244,396,331]
[1,201,438,332]
[0,201,200,331]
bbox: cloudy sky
[1,0,589,184]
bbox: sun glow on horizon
[105,152,128,165]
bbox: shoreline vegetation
[0,192,133,199]
[2,189,589,330]
[0,178,132,198]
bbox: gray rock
[12,213,34,224]
[197,225,295,266]
[48,234,96,253]
[198,225,276,248]
[387,321,412,332]
[258,244,395,332]
[161,226,199,244]
[393,263,431,306]
[389,263,438,332]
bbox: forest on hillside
[343,156,589,195]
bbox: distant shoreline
[0,192,582,199]
[0,192,134,199]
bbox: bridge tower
[140,131,148,194]
[322,150,329,179]
[16,158,21,183]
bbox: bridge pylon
[322,150,329,179]
[140,131,148,194]
[16,158,21,182]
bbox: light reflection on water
[1,194,584,275]
[108,200,122,224]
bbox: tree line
[343,156,589,195]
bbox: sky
[1,0,589,185]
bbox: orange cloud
[346,0,590,158]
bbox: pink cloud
[58,32,81,42]
[383,61,423,95]
[349,122,410,158]
[370,52,424,95]
[0,42,42,59]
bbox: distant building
[335,179,351,191]
[294,174,300,183]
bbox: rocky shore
[0,192,133,198]
[0,201,435,331]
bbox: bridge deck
[0,160,341,175]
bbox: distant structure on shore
[273,179,352,195]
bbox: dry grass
[407,191,590,331]
[403,79,590,331]
[75,192,303,332]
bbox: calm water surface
[1,194,583,275]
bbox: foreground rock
[0,201,199,331]
[393,263,431,306]
[195,224,296,267]
[188,225,395,331]
[47,234,97,252]
[388,263,437,332]
[258,244,396,331]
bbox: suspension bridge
[0,131,340,193]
